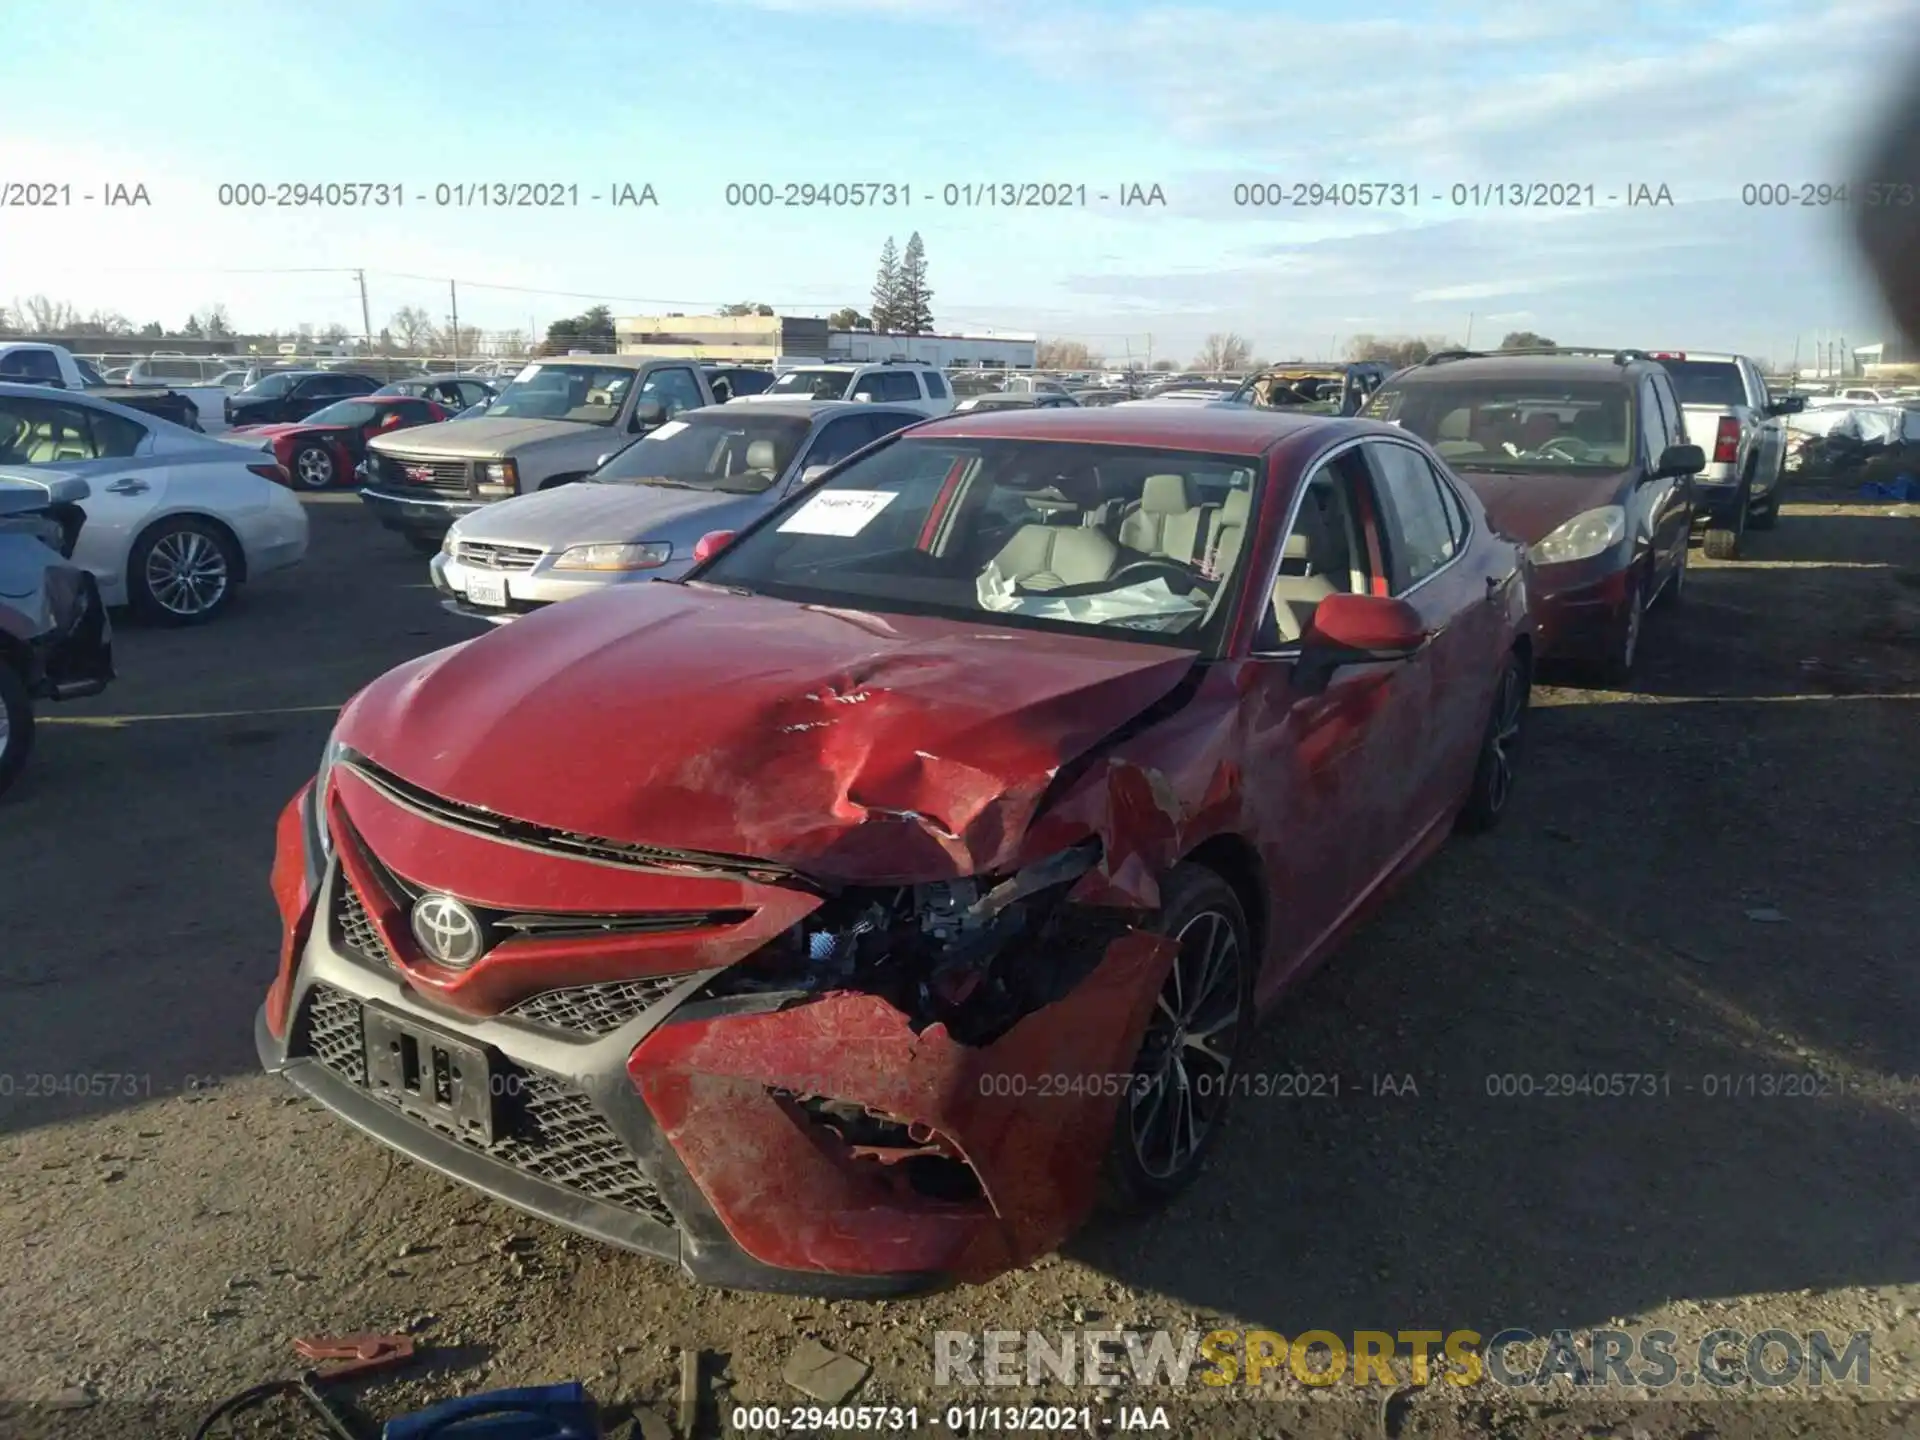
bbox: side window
[1636,379,1665,465]
[1650,373,1683,448]
[805,416,877,469]
[458,382,492,408]
[393,400,436,425]
[640,367,705,417]
[1365,440,1457,592]
[868,410,917,441]
[86,407,147,458]
[1742,360,1768,410]
[0,398,102,463]
[1257,452,1370,649]
[342,375,379,396]
[1427,457,1470,553]
[924,371,949,399]
[0,348,65,383]
[878,372,922,402]
[849,371,883,400]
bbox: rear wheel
[1457,652,1529,833]
[0,662,34,800]
[290,441,336,490]
[128,517,238,625]
[1747,486,1780,530]
[1701,473,1750,559]
[1101,865,1253,1215]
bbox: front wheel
[290,441,336,490]
[1101,865,1254,1215]
[0,663,35,800]
[1457,652,1529,832]
[1595,573,1648,688]
[406,534,443,555]
[128,517,238,625]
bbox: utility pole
[1464,312,1475,348]
[355,269,373,357]
[1146,333,1153,370]
[449,280,460,372]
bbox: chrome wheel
[1128,908,1243,1180]
[144,527,231,617]
[293,445,334,488]
[1485,662,1525,816]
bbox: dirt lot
[2,488,1918,1439]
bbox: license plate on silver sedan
[465,571,507,607]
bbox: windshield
[767,369,852,399]
[593,413,812,493]
[697,437,1262,650]
[305,400,381,427]
[242,372,295,398]
[1364,380,1634,470]
[1660,360,1746,409]
[486,363,634,425]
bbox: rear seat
[1116,474,1216,564]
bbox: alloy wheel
[145,529,230,617]
[1128,908,1243,1180]
[1484,662,1526,815]
[294,446,334,487]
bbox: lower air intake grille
[505,976,685,1037]
[334,877,396,969]
[294,984,674,1228]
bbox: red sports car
[257,406,1534,1294]
[231,394,452,491]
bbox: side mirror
[1657,443,1705,477]
[1294,594,1427,689]
[692,529,736,565]
[1767,395,1807,416]
[799,464,832,486]
[631,399,667,429]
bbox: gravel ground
[2,488,1917,1440]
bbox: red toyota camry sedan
[257,406,1534,1295]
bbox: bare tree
[1193,332,1254,372]
[321,323,350,344]
[390,305,433,352]
[719,302,775,316]
[16,295,81,333]
[494,328,528,357]
[1150,359,1176,372]
[195,303,233,340]
[1345,333,1460,368]
[1037,339,1100,370]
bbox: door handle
[105,478,150,495]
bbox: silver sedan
[430,399,925,622]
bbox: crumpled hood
[1452,467,1632,546]
[369,415,608,457]
[452,480,762,548]
[338,585,1198,881]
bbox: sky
[1,0,1915,367]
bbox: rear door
[0,395,168,590]
[1356,435,1496,839]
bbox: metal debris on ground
[678,1348,701,1437]
[781,1338,871,1404]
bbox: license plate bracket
[465,571,508,607]
[362,1004,498,1144]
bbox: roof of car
[914,403,1348,454]
[681,399,923,421]
[1391,352,1645,383]
[398,372,495,384]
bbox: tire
[1701,474,1750,559]
[1456,651,1529,834]
[1747,487,1780,531]
[406,534,444,555]
[128,517,239,626]
[1595,571,1649,688]
[0,662,34,800]
[289,441,336,490]
[1100,864,1254,1215]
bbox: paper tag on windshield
[513,365,540,384]
[778,489,896,536]
[646,420,688,440]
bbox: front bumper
[257,780,1173,1294]
[429,550,683,623]
[1528,563,1633,662]
[360,486,483,539]
[29,569,114,700]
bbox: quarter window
[1637,379,1666,465]
[640,366,706,417]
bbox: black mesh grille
[505,976,685,1037]
[294,984,674,1228]
[335,878,397,969]
[297,984,368,1086]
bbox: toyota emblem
[410,893,485,966]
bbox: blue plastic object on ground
[1861,473,1920,500]
[381,1381,601,1438]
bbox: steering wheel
[1017,558,1202,600]
[1537,436,1593,460]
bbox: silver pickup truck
[358,355,714,551]
[1647,351,1805,559]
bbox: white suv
[740,360,955,416]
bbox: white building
[825,329,1038,369]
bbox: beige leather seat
[744,439,779,478]
[1204,489,1252,577]
[1118,473,1212,562]
[988,524,1121,592]
[1267,489,1346,643]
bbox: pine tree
[871,238,902,332]
[899,232,934,334]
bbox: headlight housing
[555,541,672,572]
[1529,506,1626,566]
[480,459,518,487]
[311,734,344,860]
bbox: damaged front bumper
[257,779,1177,1294]
[30,566,114,701]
